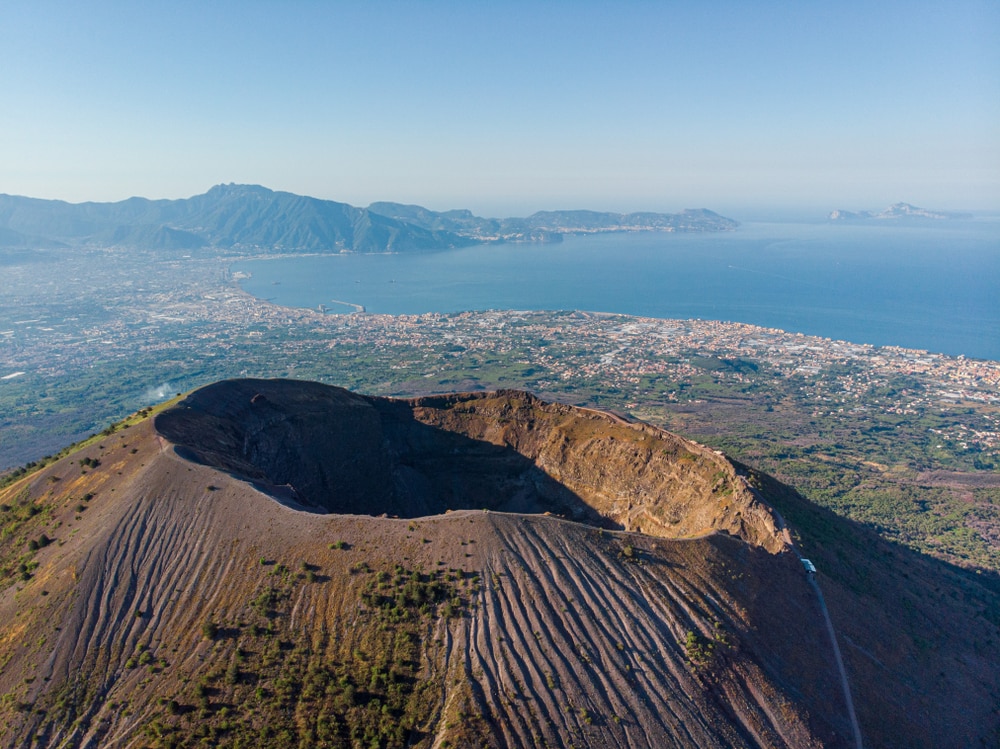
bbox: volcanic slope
[0,379,997,748]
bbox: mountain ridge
[0,185,737,252]
[366,202,738,242]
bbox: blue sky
[1,1,997,216]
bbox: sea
[232,219,1000,361]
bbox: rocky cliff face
[156,380,787,553]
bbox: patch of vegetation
[78,456,100,473]
[682,630,715,668]
[134,564,472,748]
[619,542,638,562]
[359,565,464,624]
[0,488,53,587]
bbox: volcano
[0,379,996,748]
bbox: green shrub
[201,621,218,641]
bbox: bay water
[233,220,1000,361]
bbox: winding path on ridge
[807,574,863,749]
[764,491,864,749]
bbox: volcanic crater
[155,378,786,551]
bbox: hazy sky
[2,1,997,215]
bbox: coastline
[228,221,1000,361]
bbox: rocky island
[828,202,972,220]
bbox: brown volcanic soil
[0,379,996,748]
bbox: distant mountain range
[0,184,737,253]
[829,202,972,221]
[367,202,737,243]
